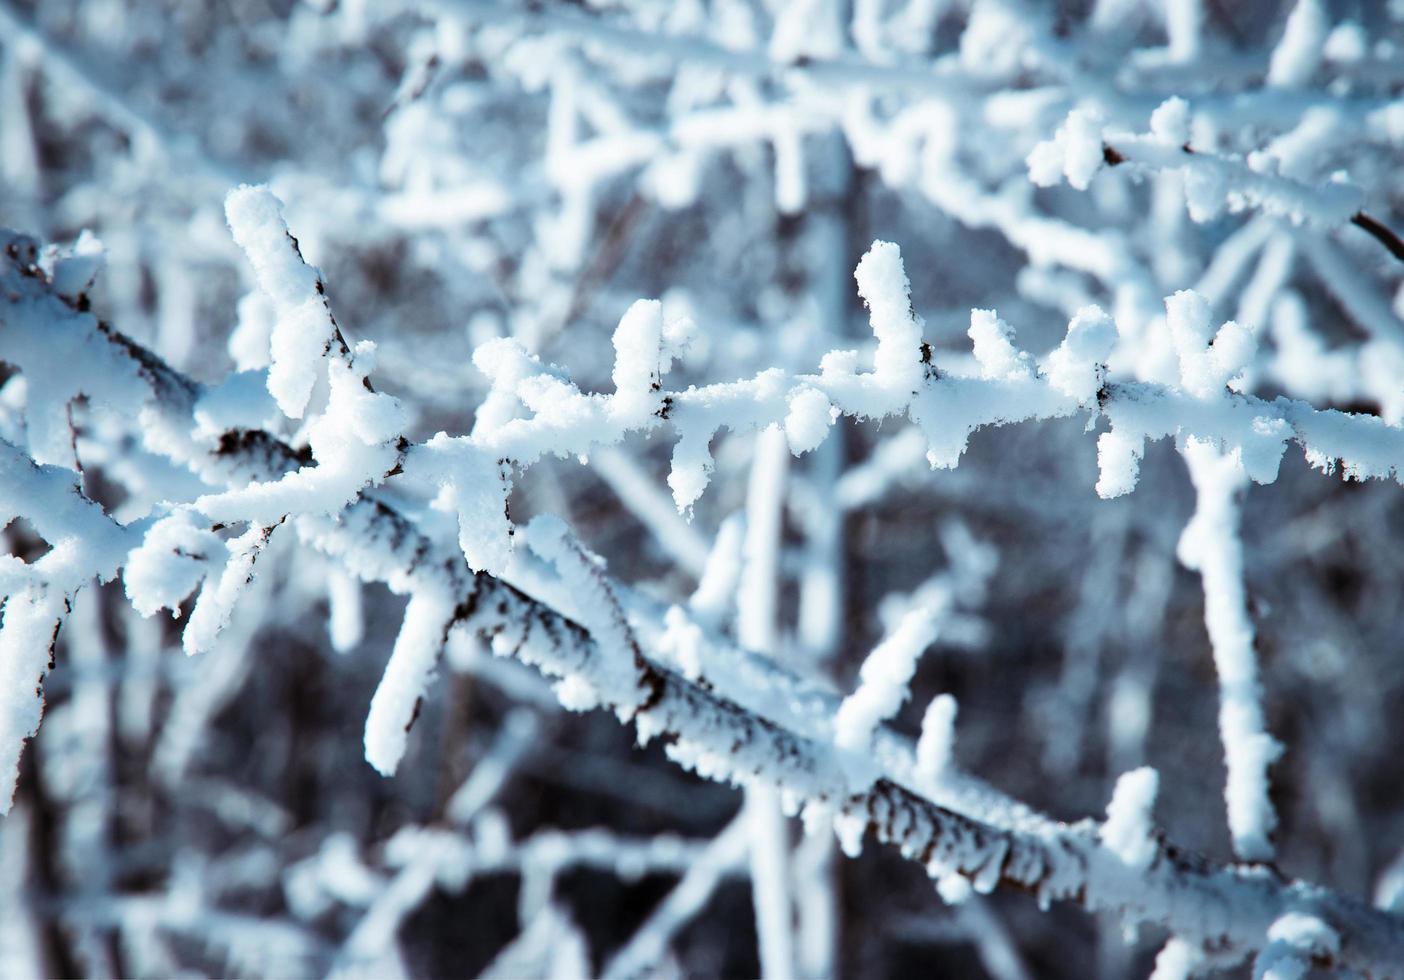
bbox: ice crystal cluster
[4,0,1404,977]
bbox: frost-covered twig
[737,425,796,980]
[1179,440,1282,864]
[600,812,750,979]
[1032,100,1404,265]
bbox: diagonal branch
[1101,136,1404,268]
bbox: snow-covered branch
[5,198,1404,971]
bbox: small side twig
[1349,211,1404,264]
[1102,140,1404,267]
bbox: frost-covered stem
[956,898,1035,980]
[0,43,42,230]
[1105,549,1173,777]
[1045,510,1127,774]
[916,694,958,787]
[0,590,66,813]
[444,709,538,826]
[737,425,796,980]
[592,446,711,578]
[835,602,943,754]
[793,153,850,980]
[151,560,271,784]
[58,591,119,976]
[116,604,161,747]
[1163,0,1202,62]
[0,805,46,977]
[338,823,737,975]
[1294,231,1404,349]
[364,588,458,777]
[1098,133,1404,265]
[797,453,845,656]
[1179,440,1281,863]
[336,846,442,968]
[738,428,788,658]
[601,812,750,979]
[793,827,839,980]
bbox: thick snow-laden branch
[11,3,1404,973]
[1,215,1398,676]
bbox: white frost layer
[914,693,958,787]
[411,437,513,576]
[1100,766,1159,869]
[0,456,129,612]
[1163,0,1203,60]
[1027,109,1105,191]
[196,343,406,526]
[608,299,667,425]
[1098,130,1362,228]
[0,591,64,815]
[1148,938,1203,980]
[688,512,746,627]
[124,512,224,618]
[225,185,336,420]
[1045,305,1116,403]
[183,525,275,657]
[1270,911,1339,955]
[0,442,136,813]
[834,605,942,754]
[364,588,456,777]
[327,568,365,653]
[968,310,1034,381]
[522,515,646,713]
[1149,98,1191,147]
[854,240,924,398]
[1166,290,1255,399]
[1254,912,1339,980]
[1094,288,1295,500]
[784,386,834,456]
